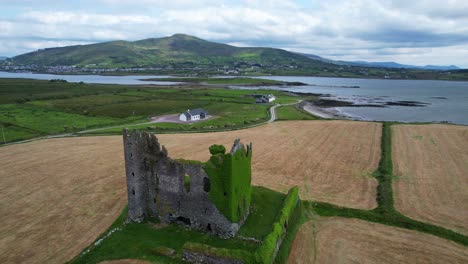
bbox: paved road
[268,100,303,123]
[268,104,280,122]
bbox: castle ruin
[123,129,252,238]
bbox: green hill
[8,34,468,80]
[11,34,326,69]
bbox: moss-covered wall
[204,141,252,223]
[255,186,300,264]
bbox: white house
[179,108,208,122]
[255,94,276,103]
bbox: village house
[179,108,208,122]
[255,94,276,103]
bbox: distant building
[255,94,276,103]
[179,108,208,122]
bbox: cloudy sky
[1,0,468,67]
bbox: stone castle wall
[123,130,248,238]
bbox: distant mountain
[11,34,328,69]
[0,56,8,61]
[300,53,460,70]
[7,34,467,80]
[419,65,461,70]
[349,61,460,70]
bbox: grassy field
[392,124,468,235]
[288,217,468,264]
[87,102,271,134]
[275,104,318,121]
[0,78,310,143]
[0,103,121,134]
[70,187,286,264]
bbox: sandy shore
[301,101,355,120]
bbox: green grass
[0,104,122,136]
[27,91,211,119]
[275,105,318,120]
[255,187,300,264]
[85,102,271,134]
[0,78,309,144]
[0,78,136,104]
[374,122,394,213]
[238,186,286,239]
[71,218,257,263]
[0,123,41,142]
[70,186,291,264]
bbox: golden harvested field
[158,120,381,209]
[392,124,468,235]
[288,217,468,264]
[0,120,380,262]
[0,137,127,264]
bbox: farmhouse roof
[254,94,275,99]
[184,108,208,117]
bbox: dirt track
[288,217,468,264]
[392,124,468,235]
[0,120,380,262]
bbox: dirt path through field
[392,124,468,235]
[288,217,468,264]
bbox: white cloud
[1,0,467,67]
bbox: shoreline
[1,70,468,82]
[299,101,463,125]
[300,101,356,120]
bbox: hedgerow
[307,123,468,247]
[255,186,300,264]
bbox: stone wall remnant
[123,129,252,238]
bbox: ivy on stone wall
[255,186,300,264]
[204,142,252,223]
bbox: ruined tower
[123,129,252,238]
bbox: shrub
[209,144,226,155]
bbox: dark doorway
[176,216,191,225]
